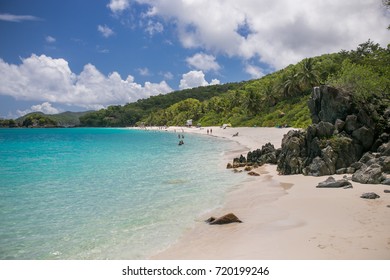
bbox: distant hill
[11,111,92,127]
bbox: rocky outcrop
[246,143,279,165]
[228,85,390,185]
[277,130,307,175]
[276,85,390,184]
[206,213,242,225]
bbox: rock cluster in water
[228,86,390,185]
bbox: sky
[0,0,389,119]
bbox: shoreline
[139,126,390,259]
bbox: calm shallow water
[0,128,243,259]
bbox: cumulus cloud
[107,0,130,13]
[98,24,115,38]
[186,53,220,73]
[179,70,220,90]
[117,0,389,71]
[0,13,42,22]
[17,102,61,116]
[0,54,173,110]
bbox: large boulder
[316,176,353,188]
[352,164,385,184]
[344,115,359,134]
[316,121,335,138]
[277,130,307,175]
[352,126,374,150]
[308,86,352,124]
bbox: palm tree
[283,68,301,97]
[245,88,261,115]
[298,58,320,92]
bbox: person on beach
[210,128,212,134]
[207,129,209,134]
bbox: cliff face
[276,85,390,184]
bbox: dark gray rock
[308,86,352,124]
[304,157,332,176]
[359,152,375,164]
[207,213,242,225]
[345,115,359,134]
[360,192,380,199]
[246,143,277,165]
[384,189,390,193]
[317,121,335,138]
[352,164,385,184]
[352,126,374,150]
[336,168,347,174]
[317,176,353,188]
[357,109,374,129]
[351,162,364,170]
[335,119,345,132]
[277,130,307,175]
[378,156,390,172]
[382,179,390,185]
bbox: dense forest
[1,41,389,129]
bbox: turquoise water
[0,128,243,259]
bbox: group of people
[206,128,213,134]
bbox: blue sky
[0,0,389,118]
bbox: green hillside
[2,40,389,129]
[79,40,390,128]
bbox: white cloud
[45,36,56,43]
[179,70,220,90]
[0,54,173,110]
[210,79,221,85]
[161,71,174,80]
[129,0,389,71]
[137,67,151,76]
[186,53,220,73]
[245,64,265,79]
[145,20,164,36]
[0,13,42,22]
[17,102,61,116]
[107,0,130,13]
[98,24,115,38]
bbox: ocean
[0,128,244,259]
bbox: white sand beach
[146,126,390,259]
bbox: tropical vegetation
[78,40,390,128]
[1,40,389,129]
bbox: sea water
[0,128,244,259]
